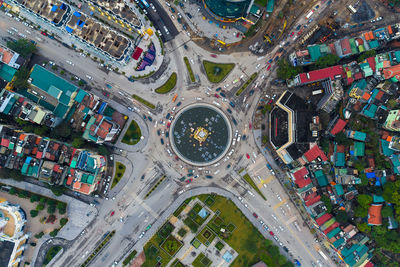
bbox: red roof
[36,151,43,159]
[78,183,92,195]
[366,57,376,72]
[1,138,9,147]
[330,119,347,136]
[66,176,73,186]
[97,120,112,140]
[53,164,60,172]
[364,262,374,267]
[304,144,328,162]
[292,167,311,188]
[305,195,321,207]
[316,213,332,226]
[354,72,363,80]
[341,38,351,56]
[323,222,340,235]
[132,46,143,60]
[299,65,345,84]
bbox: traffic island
[121,120,142,145]
[203,60,235,83]
[183,57,195,82]
[132,94,156,109]
[155,72,177,94]
[111,162,126,189]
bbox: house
[345,130,367,142]
[290,167,311,188]
[330,118,347,136]
[82,114,120,143]
[367,204,383,226]
[383,109,400,131]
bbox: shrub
[30,194,40,203]
[34,232,44,239]
[36,204,45,211]
[49,229,59,237]
[60,218,68,226]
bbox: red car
[167,122,171,128]
[297,30,303,36]
[214,93,220,98]
[266,64,272,71]
[41,31,47,36]
[110,211,115,216]
[186,178,193,184]
[290,32,295,37]
[210,54,217,58]
[253,212,258,218]
[246,153,250,159]
[249,123,252,129]
[269,231,274,236]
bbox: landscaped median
[235,72,258,96]
[122,250,137,266]
[121,119,142,145]
[111,162,126,189]
[155,72,177,94]
[43,245,62,266]
[145,175,166,199]
[203,60,235,83]
[81,230,116,267]
[132,94,156,109]
[183,57,195,82]
[242,173,267,200]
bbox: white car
[86,74,93,80]
[66,60,74,66]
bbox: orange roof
[388,25,393,35]
[369,31,374,39]
[383,64,400,80]
[78,183,92,195]
[66,176,73,186]
[35,137,41,145]
[387,136,392,142]
[19,134,25,141]
[73,181,81,190]
[364,33,370,41]
[362,92,370,100]
[368,204,382,226]
[0,47,14,64]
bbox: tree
[97,145,110,156]
[277,59,303,80]
[49,229,59,237]
[13,67,30,90]
[359,173,368,186]
[72,137,84,148]
[60,218,68,226]
[34,232,44,239]
[49,185,66,197]
[357,49,377,62]
[78,80,85,87]
[30,210,39,217]
[381,206,393,218]
[335,210,349,223]
[357,194,373,208]
[7,39,37,58]
[34,126,49,136]
[315,54,340,68]
[51,122,71,139]
[47,205,56,214]
[387,99,398,109]
[357,222,371,233]
[30,194,40,203]
[36,204,45,211]
[320,195,332,213]
[9,187,16,195]
[334,132,352,146]
[354,206,368,218]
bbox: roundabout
[170,103,232,167]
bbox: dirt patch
[129,250,145,267]
[352,0,375,23]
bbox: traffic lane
[147,0,179,36]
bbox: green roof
[266,0,274,12]
[70,159,77,168]
[87,174,95,184]
[349,38,358,54]
[314,170,328,187]
[336,153,345,167]
[308,45,321,62]
[335,184,344,195]
[333,237,345,248]
[53,103,70,118]
[86,157,96,173]
[381,139,395,156]
[352,131,367,141]
[321,217,335,231]
[354,142,365,157]
[327,227,341,239]
[21,163,29,175]
[363,104,377,118]
[75,89,89,103]
[373,194,385,203]
[0,64,17,82]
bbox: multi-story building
[0,199,29,267]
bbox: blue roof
[51,5,57,12]
[335,184,344,196]
[365,172,376,179]
[222,251,233,262]
[336,153,345,167]
[74,11,81,17]
[65,26,73,33]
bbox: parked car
[160,138,164,145]
[246,153,250,159]
[253,212,258,218]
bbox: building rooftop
[298,65,345,84]
[367,204,383,226]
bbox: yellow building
[0,198,29,267]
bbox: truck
[140,0,150,8]
[312,89,323,95]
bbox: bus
[347,5,356,13]
[306,10,314,19]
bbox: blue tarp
[366,172,376,179]
[51,5,57,12]
[65,26,73,33]
[60,3,66,10]
[73,11,81,17]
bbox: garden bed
[155,72,177,94]
[121,120,142,145]
[203,61,235,83]
[132,94,156,109]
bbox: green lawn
[155,72,177,94]
[121,120,142,145]
[160,235,183,256]
[132,94,156,109]
[184,57,196,82]
[242,173,266,200]
[44,246,62,266]
[196,226,216,246]
[203,60,235,83]
[143,234,173,266]
[112,162,126,189]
